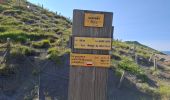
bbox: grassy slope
[0,1,71,63]
[111,40,170,99]
[0,1,71,44]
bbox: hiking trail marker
[74,37,112,50]
[84,13,104,27]
[70,53,111,67]
[68,9,113,100]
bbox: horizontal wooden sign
[74,37,112,50]
[70,53,110,67]
[84,13,104,27]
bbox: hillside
[125,41,163,54]
[1,1,170,100]
[0,0,71,49]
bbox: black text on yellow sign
[74,37,112,50]
[70,53,111,68]
[84,13,104,27]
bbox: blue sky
[28,0,170,51]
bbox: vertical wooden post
[135,54,138,64]
[5,38,11,66]
[154,58,157,70]
[118,71,125,88]
[68,10,113,100]
[149,53,154,62]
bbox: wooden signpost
[68,9,113,100]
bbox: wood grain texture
[68,9,113,100]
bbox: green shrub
[1,20,22,26]
[32,39,50,48]
[47,47,62,64]
[21,17,30,22]
[0,64,6,70]
[0,31,28,42]
[0,31,47,42]
[11,46,36,56]
[140,83,157,96]
[111,53,121,60]
[0,26,7,32]
[118,57,138,73]
[156,85,170,99]
[118,57,147,81]
[3,10,22,15]
[64,49,71,54]
[13,6,27,11]
[47,47,59,54]
[0,6,5,13]
[115,68,124,77]
[16,35,27,43]
[112,41,130,50]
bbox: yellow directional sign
[70,53,110,67]
[74,37,112,50]
[84,13,104,27]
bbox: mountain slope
[0,0,71,44]
[125,41,163,54]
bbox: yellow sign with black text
[84,13,104,27]
[74,37,112,50]
[70,53,110,67]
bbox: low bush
[47,47,62,64]
[0,6,5,13]
[1,19,22,26]
[0,26,7,32]
[3,10,22,16]
[111,53,121,60]
[156,85,170,99]
[0,31,47,42]
[32,39,50,48]
[115,68,124,77]
[0,31,26,42]
[118,57,147,81]
[11,46,36,56]
[140,83,157,96]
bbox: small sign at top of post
[84,13,104,27]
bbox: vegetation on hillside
[111,40,170,99]
[0,0,71,61]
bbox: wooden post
[118,71,125,88]
[149,53,154,62]
[154,58,157,70]
[135,54,138,64]
[68,10,113,100]
[5,38,11,66]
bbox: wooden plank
[68,9,113,100]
